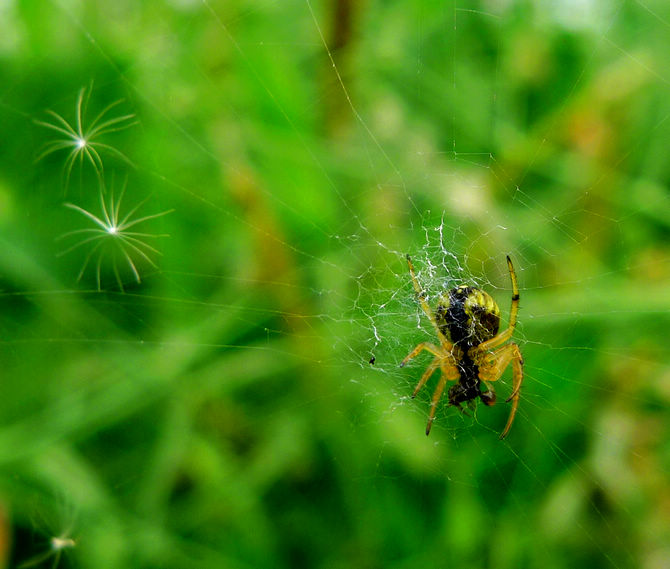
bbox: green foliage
[0,1,669,568]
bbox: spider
[400,255,524,439]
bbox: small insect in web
[400,255,524,439]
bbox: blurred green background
[1,1,669,568]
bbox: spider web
[1,1,669,568]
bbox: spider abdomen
[435,285,500,348]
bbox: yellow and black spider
[400,255,524,439]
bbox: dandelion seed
[58,180,173,291]
[51,536,76,551]
[19,533,76,569]
[19,495,78,569]
[35,85,137,188]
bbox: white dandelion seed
[18,494,78,569]
[35,85,137,188]
[58,181,173,291]
[18,532,76,569]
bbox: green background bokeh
[0,1,669,568]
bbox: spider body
[400,256,524,438]
[436,286,500,348]
[437,286,501,409]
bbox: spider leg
[399,342,441,367]
[499,344,524,440]
[475,343,522,384]
[411,357,439,397]
[504,343,524,402]
[473,342,524,439]
[477,255,519,351]
[426,372,449,436]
